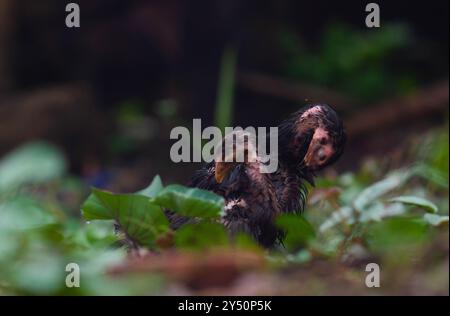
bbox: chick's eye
[320,138,328,145]
[317,148,326,161]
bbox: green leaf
[388,196,438,213]
[366,216,429,255]
[137,175,164,198]
[354,170,412,212]
[423,213,449,227]
[152,184,224,218]
[80,193,111,220]
[81,188,169,247]
[0,142,66,193]
[359,202,405,222]
[0,197,57,231]
[234,233,261,251]
[414,164,448,189]
[174,222,229,250]
[276,214,316,251]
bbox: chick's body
[168,104,346,248]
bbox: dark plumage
[167,104,346,248]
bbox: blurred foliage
[280,23,417,103]
[305,127,448,265]
[0,142,67,194]
[109,98,173,156]
[0,142,160,295]
[0,124,448,294]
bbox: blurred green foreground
[0,125,448,295]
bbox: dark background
[0,0,448,191]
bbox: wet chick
[168,104,346,247]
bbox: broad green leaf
[423,213,449,227]
[152,184,224,218]
[0,142,66,193]
[137,175,164,198]
[354,170,412,212]
[174,222,229,250]
[80,193,111,220]
[276,214,316,251]
[388,196,438,213]
[81,188,169,247]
